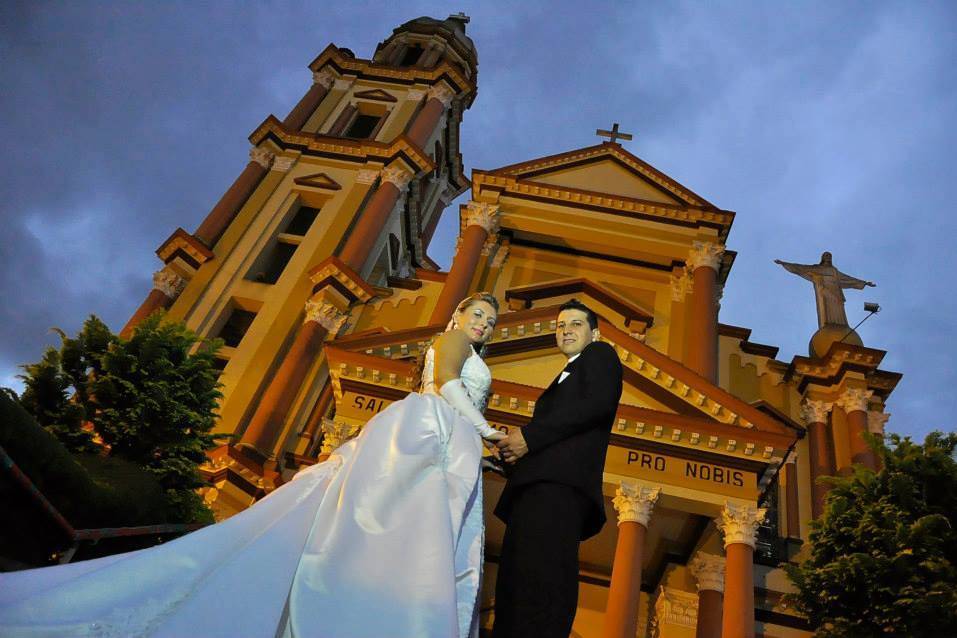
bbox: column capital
[800,398,833,424]
[687,241,724,272]
[319,418,359,455]
[152,266,186,299]
[612,481,660,526]
[381,164,413,192]
[653,587,699,630]
[867,410,890,434]
[718,502,767,549]
[426,82,455,107]
[461,201,500,235]
[670,269,692,302]
[355,168,379,184]
[249,146,275,169]
[688,552,726,593]
[836,387,873,413]
[312,67,335,88]
[332,77,353,91]
[304,298,348,334]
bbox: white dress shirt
[558,353,581,384]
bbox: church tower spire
[120,15,478,515]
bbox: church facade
[122,15,900,638]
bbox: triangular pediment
[353,88,398,102]
[294,172,342,190]
[488,143,717,210]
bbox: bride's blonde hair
[411,292,500,389]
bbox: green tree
[16,313,223,522]
[785,432,957,637]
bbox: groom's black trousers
[492,481,590,638]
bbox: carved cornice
[718,502,767,549]
[248,116,434,175]
[307,44,475,105]
[688,552,725,593]
[612,481,660,526]
[653,587,699,629]
[836,387,873,414]
[308,255,376,305]
[152,266,186,299]
[249,146,275,169]
[687,241,725,272]
[800,398,832,425]
[461,201,500,235]
[155,228,214,269]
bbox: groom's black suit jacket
[494,341,623,540]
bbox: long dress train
[0,348,491,638]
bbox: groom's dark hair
[559,298,598,330]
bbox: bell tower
[120,15,478,516]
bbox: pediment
[353,88,398,102]
[293,172,342,190]
[487,143,717,210]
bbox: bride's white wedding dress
[0,347,492,638]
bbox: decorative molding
[152,266,186,298]
[304,298,348,334]
[461,201,500,235]
[312,68,335,88]
[800,398,832,425]
[249,146,275,169]
[333,77,353,91]
[867,410,890,435]
[353,88,398,103]
[405,89,426,101]
[718,502,767,549]
[612,481,660,526]
[688,552,725,593]
[355,168,379,184]
[319,418,359,455]
[490,244,510,269]
[381,164,413,192]
[671,269,692,302]
[426,82,455,107]
[294,172,342,190]
[687,241,724,272]
[653,587,699,629]
[836,387,873,414]
[271,156,295,172]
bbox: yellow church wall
[667,297,687,363]
[184,160,377,435]
[830,408,852,473]
[301,80,351,133]
[529,159,682,205]
[166,165,288,325]
[350,289,435,334]
[726,352,762,403]
[570,581,612,638]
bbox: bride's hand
[484,430,507,442]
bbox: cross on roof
[596,122,633,144]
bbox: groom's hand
[497,430,528,464]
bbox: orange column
[717,503,766,638]
[406,83,454,147]
[194,147,273,248]
[801,398,834,519]
[238,298,346,458]
[338,163,413,272]
[685,241,723,382]
[689,552,725,638]
[837,388,878,471]
[604,483,660,638]
[301,380,334,456]
[282,68,334,131]
[429,201,499,323]
[120,267,186,338]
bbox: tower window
[399,45,424,67]
[285,206,320,236]
[345,113,382,139]
[248,241,297,285]
[218,308,257,348]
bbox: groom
[492,298,624,638]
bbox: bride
[0,292,505,638]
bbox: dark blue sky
[1,1,955,439]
